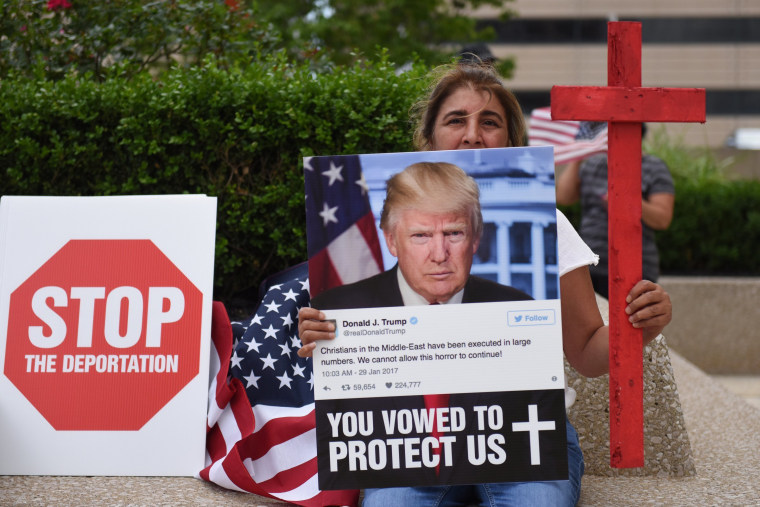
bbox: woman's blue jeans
[362,418,584,507]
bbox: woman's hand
[625,280,672,345]
[297,307,336,357]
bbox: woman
[298,61,672,506]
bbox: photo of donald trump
[299,161,531,322]
[298,161,570,493]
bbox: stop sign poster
[0,195,217,475]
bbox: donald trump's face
[384,208,480,304]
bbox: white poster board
[313,300,567,490]
[0,195,217,476]
[304,148,568,489]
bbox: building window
[545,273,558,300]
[511,273,533,295]
[544,222,557,265]
[475,222,498,265]
[509,222,532,264]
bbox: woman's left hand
[625,280,672,345]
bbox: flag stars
[262,324,279,340]
[355,173,369,195]
[264,300,281,313]
[319,202,339,226]
[230,351,244,370]
[282,288,299,302]
[259,353,277,371]
[322,161,344,186]
[280,312,294,328]
[243,370,261,389]
[223,277,315,430]
[276,371,293,389]
[246,339,262,353]
[303,157,314,171]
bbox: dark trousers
[589,269,609,299]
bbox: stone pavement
[712,375,760,410]
[565,293,694,479]
[658,276,760,375]
[2,348,758,506]
[578,351,760,505]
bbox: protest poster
[0,195,217,475]
[304,147,568,489]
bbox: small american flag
[528,107,608,165]
[200,287,359,505]
[304,154,384,298]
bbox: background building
[470,0,760,149]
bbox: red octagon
[4,240,203,431]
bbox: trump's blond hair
[379,162,483,239]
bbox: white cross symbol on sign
[512,404,556,465]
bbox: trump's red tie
[424,302,450,474]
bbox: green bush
[646,131,760,275]
[657,177,760,274]
[0,56,429,308]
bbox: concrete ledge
[0,475,279,506]
[565,294,694,477]
[566,336,695,477]
[658,276,760,374]
[578,350,760,505]
[2,351,758,506]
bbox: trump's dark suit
[311,265,532,310]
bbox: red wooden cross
[551,22,705,468]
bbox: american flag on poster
[528,107,608,165]
[304,154,384,299]
[200,290,359,506]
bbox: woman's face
[429,86,509,151]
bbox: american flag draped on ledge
[200,154,385,505]
[201,293,358,506]
[528,107,608,165]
